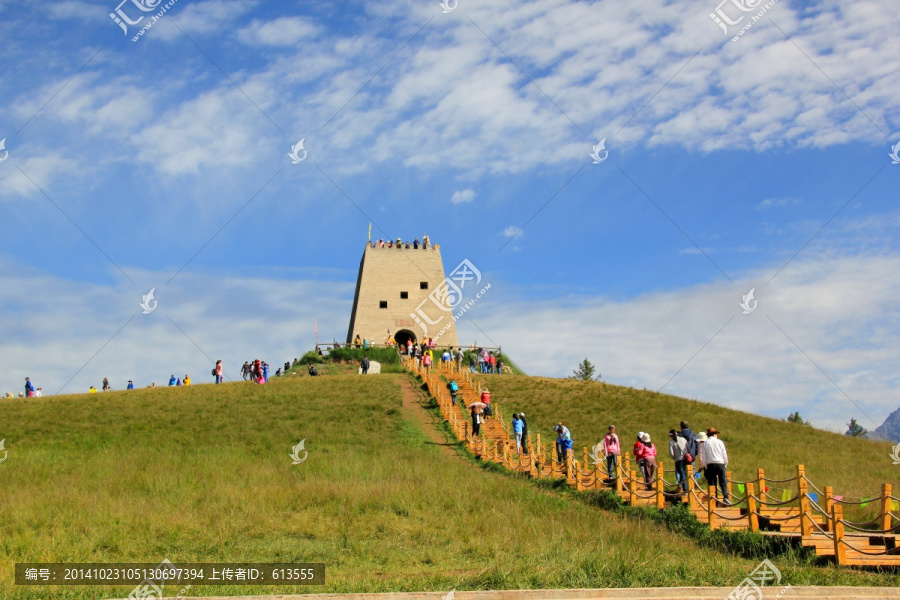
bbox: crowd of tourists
[460,394,732,506]
[579,420,731,504]
[5,356,313,396]
[408,343,505,374]
[369,235,437,250]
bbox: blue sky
[0,0,898,432]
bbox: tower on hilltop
[347,238,460,348]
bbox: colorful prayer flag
[833,495,844,501]
[891,500,899,512]
[809,492,818,503]
[781,489,791,501]
[737,483,745,494]
[861,498,869,508]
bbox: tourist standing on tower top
[413,238,419,249]
[215,360,223,385]
[25,377,36,397]
[423,235,429,248]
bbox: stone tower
[347,241,460,349]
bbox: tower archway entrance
[394,329,417,349]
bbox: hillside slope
[478,376,899,501]
[0,374,897,600]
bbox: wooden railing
[401,355,899,567]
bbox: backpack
[211,368,216,376]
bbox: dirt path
[399,375,463,460]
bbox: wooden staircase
[405,355,900,568]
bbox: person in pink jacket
[602,425,621,480]
[639,433,658,491]
[215,360,223,385]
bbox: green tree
[571,359,600,381]
[845,418,868,438]
[786,412,809,425]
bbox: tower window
[420,282,428,290]
[379,301,388,309]
[400,291,408,299]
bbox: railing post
[575,460,584,491]
[628,470,636,505]
[726,470,733,501]
[656,460,665,509]
[624,451,631,475]
[687,464,697,510]
[797,465,811,538]
[832,505,846,566]
[583,447,588,469]
[824,485,834,532]
[567,449,575,485]
[757,468,766,501]
[747,483,759,532]
[615,461,624,493]
[881,484,893,532]
[707,486,717,530]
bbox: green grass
[477,376,899,507]
[1,374,897,600]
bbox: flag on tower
[368,222,372,241]
[314,320,318,341]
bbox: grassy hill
[0,373,898,599]
[477,376,899,504]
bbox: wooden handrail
[401,356,900,565]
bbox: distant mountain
[872,406,900,443]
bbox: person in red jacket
[480,388,492,418]
[633,432,648,484]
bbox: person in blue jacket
[169,375,177,386]
[513,414,525,453]
[24,377,36,397]
[555,423,573,465]
[448,380,459,404]
[127,380,134,390]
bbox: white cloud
[150,0,257,41]
[46,1,105,21]
[757,197,801,210]
[457,216,900,431]
[237,16,318,46]
[0,260,352,396]
[502,226,523,239]
[450,188,476,204]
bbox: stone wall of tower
[346,244,459,347]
